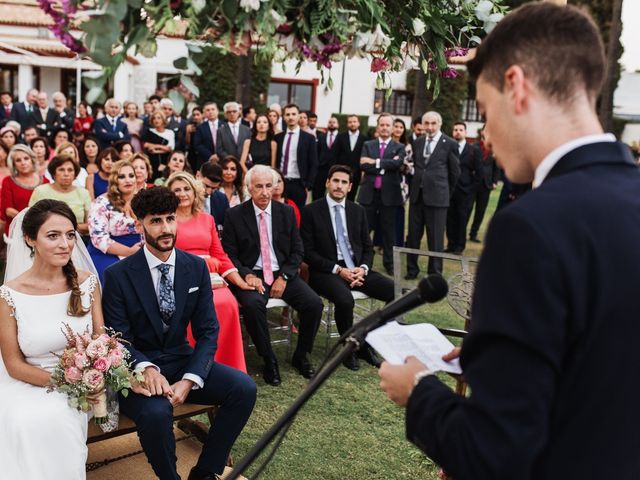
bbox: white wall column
[113,63,133,103]
[18,64,33,102]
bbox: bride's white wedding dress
[0,274,98,479]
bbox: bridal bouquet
[48,325,138,424]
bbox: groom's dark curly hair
[131,186,179,220]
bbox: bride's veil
[4,208,99,283]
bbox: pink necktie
[282,131,294,176]
[328,132,334,148]
[209,122,217,149]
[259,212,274,285]
[374,142,386,189]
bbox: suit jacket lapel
[127,250,164,342]
[430,136,447,160]
[241,202,260,251]
[167,251,190,340]
[320,199,337,251]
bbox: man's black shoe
[263,359,281,386]
[292,353,315,379]
[469,236,481,243]
[404,273,418,280]
[357,345,381,368]
[188,466,217,480]
[342,352,360,371]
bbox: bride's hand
[129,376,152,397]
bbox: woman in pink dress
[167,171,250,372]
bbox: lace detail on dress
[85,274,98,305]
[0,286,16,317]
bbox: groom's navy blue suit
[103,248,256,479]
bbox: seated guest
[1,145,48,235]
[154,150,189,186]
[114,140,134,161]
[88,159,141,284]
[0,126,17,149]
[239,113,276,171]
[271,168,300,227]
[51,141,89,189]
[223,165,324,385]
[102,186,256,480]
[197,161,229,227]
[301,165,394,370]
[29,136,49,178]
[92,98,130,150]
[86,147,117,199]
[143,110,174,178]
[29,154,91,234]
[80,136,100,174]
[219,155,246,207]
[168,171,251,373]
[131,152,154,191]
[49,127,70,152]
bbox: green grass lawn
[226,188,501,479]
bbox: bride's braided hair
[22,199,90,317]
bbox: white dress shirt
[138,246,203,388]
[326,195,369,275]
[458,139,466,155]
[533,133,616,188]
[423,131,442,158]
[252,201,280,272]
[228,120,242,143]
[282,126,301,179]
[349,130,359,151]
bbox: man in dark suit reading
[301,165,394,370]
[103,187,256,480]
[223,165,324,386]
[379,4,640,479]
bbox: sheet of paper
[366,321,462,374]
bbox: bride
[0,199,105,479]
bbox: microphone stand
[226,310,385,479]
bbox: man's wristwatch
[281,273,290,281]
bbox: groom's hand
[143,367,173,397]
[169,379,193,407]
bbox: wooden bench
[87,403,218,444]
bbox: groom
[102,187,256,480]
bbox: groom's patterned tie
[157,264,175,332]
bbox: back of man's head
[200,161,223,183]
[467,3,605,105]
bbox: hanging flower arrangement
[38,0,507,103]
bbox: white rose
[475,0,494,21]
[239,0,260,12]
[412,19,426,37]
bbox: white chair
[243,298,293,359]
[321,291,375,351]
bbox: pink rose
[86,339,109,359]
[97,333,111,343]
[370,57,389,73]
[74,352,89,369]
[64,366,82,383]
[82,368,104,390]
[93,357,111,372]
[108,347,124,368]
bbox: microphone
[344,274,449,341]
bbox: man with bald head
[93,98,131,149]
[32,91,59,138]
[405,111,460,278]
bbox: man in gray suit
[406,111,460,278]
[358,113,405,274]
[216,101,251,159]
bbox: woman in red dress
[167,171,251,372]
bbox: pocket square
[188,287,199,293]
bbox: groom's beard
[143,226,176,252]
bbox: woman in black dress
[142,110,174,179]
[239,114,276,172]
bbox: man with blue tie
[93,98,131,150]
[358,113,405,275]
[102,187,256,480]
[302,165,395,370]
